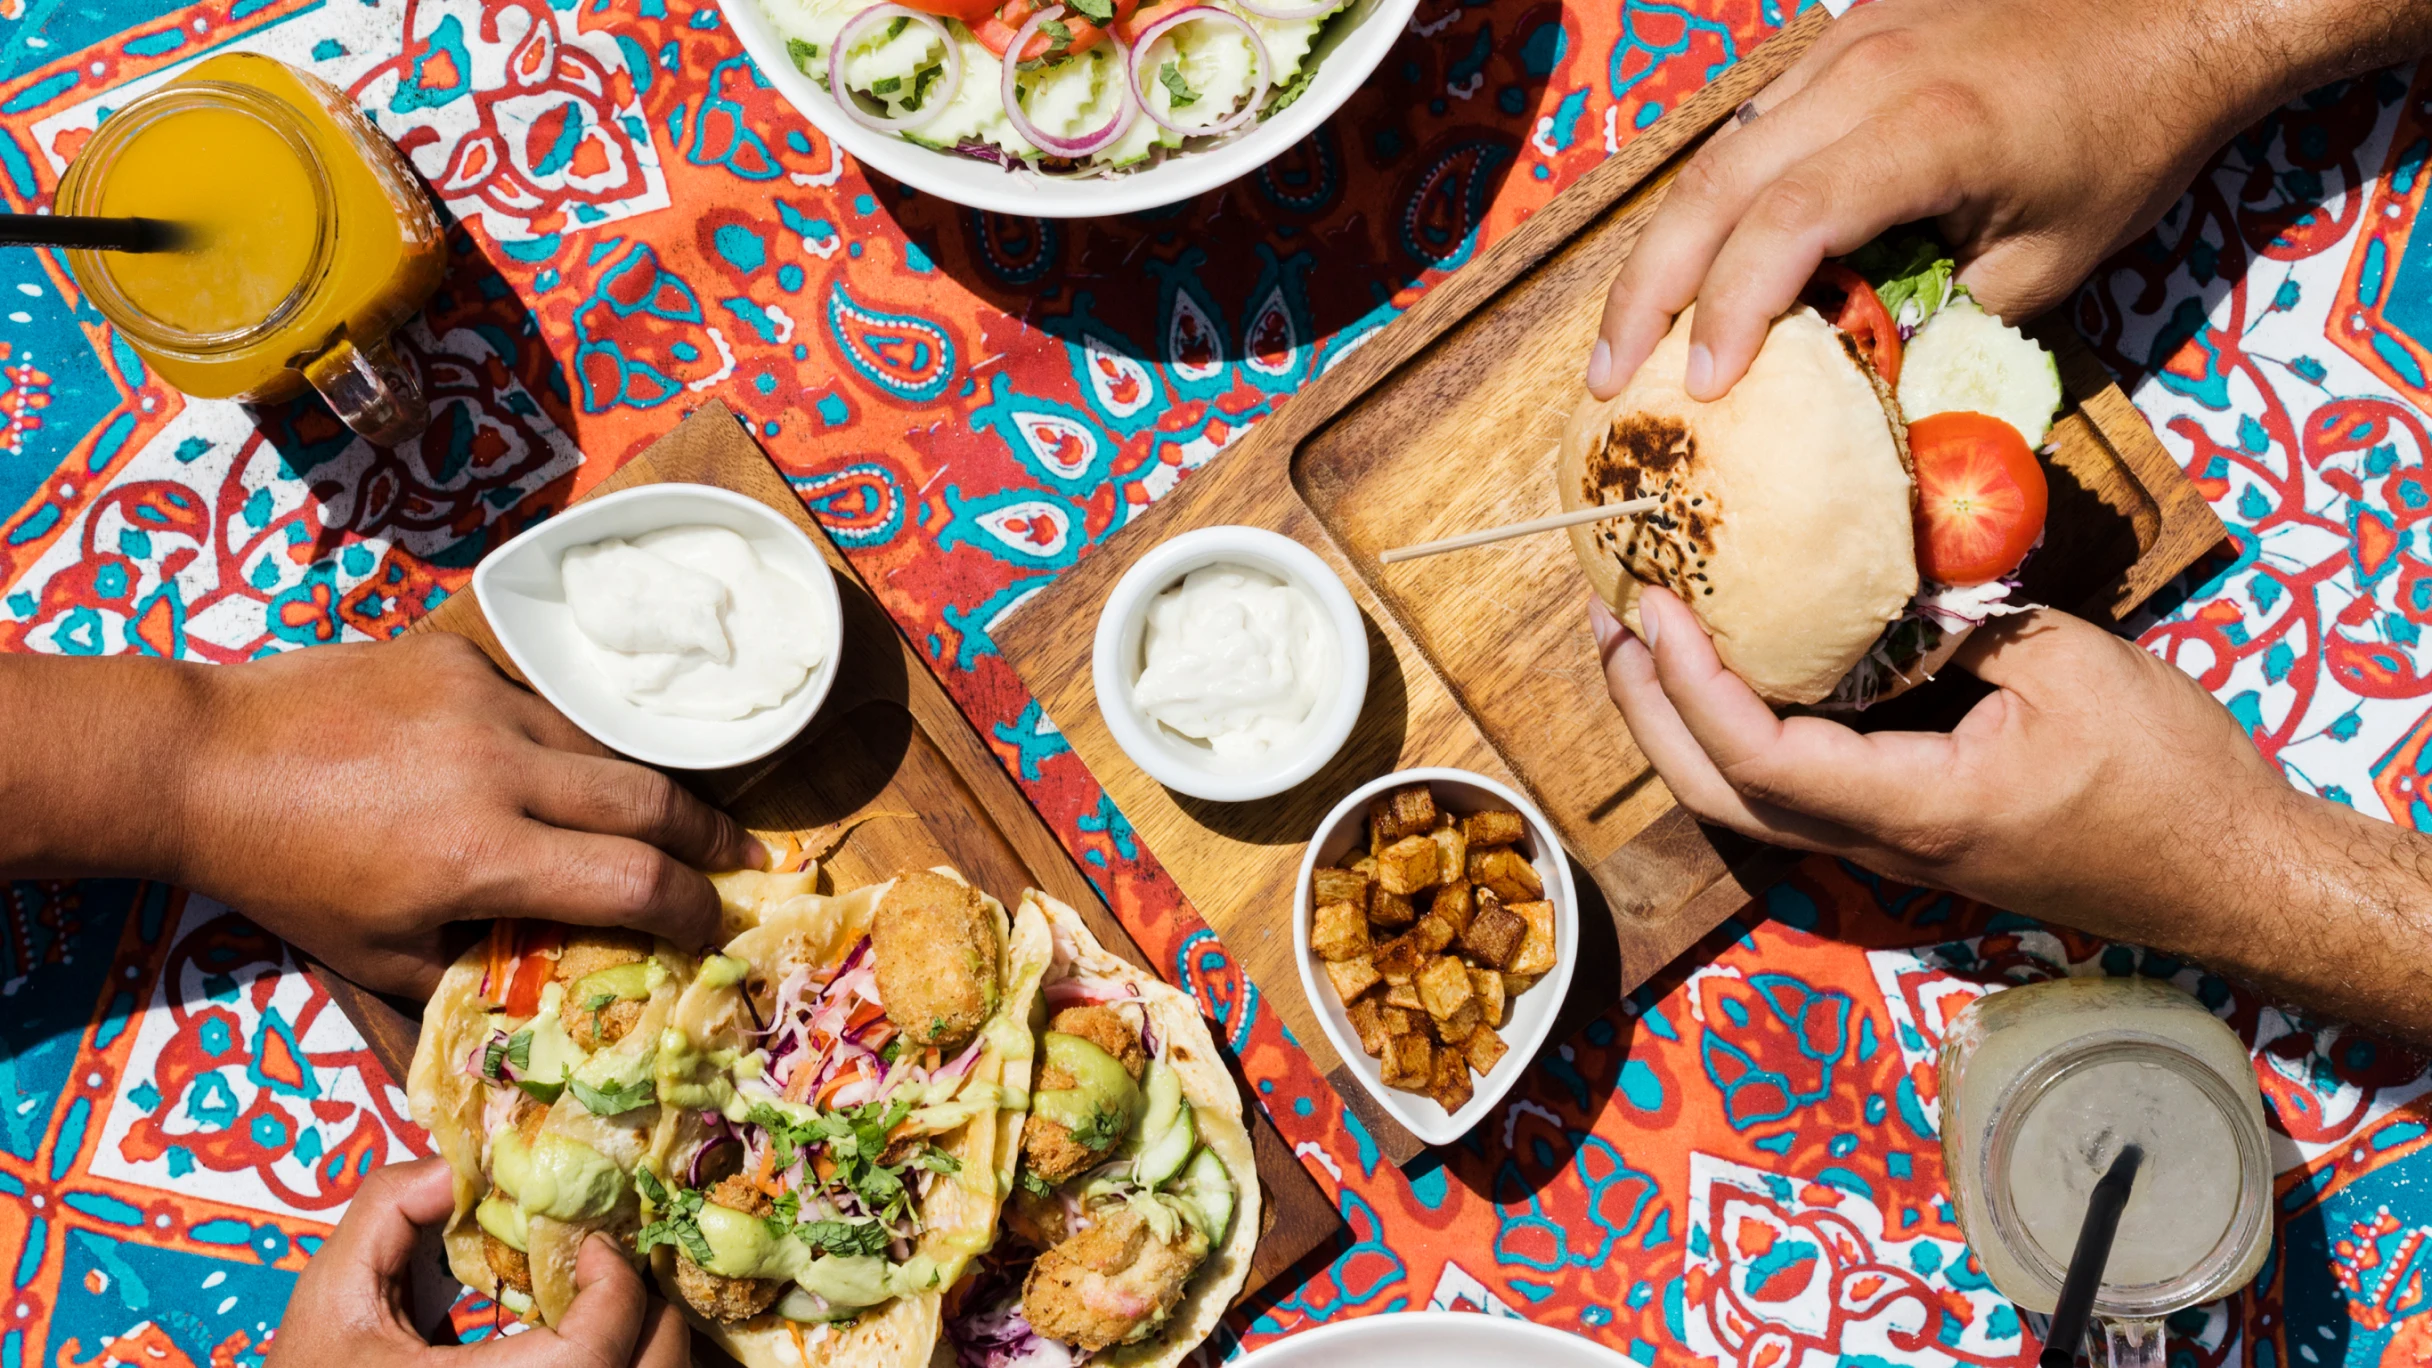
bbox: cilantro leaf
[797,1219,891,1256]
[1068,1104,1126,1151]
[912,1147,961,1176]
[583,992,616,1013]
[785,37,820,73]
[1157,60,1198,108]
[569,1074,657,1116]
[1019,1170,1055,1198]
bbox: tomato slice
[1909,410,2048,586]
[977,0,1134,60]
[1804,262,1902,388]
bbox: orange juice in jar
[56,52,446,444]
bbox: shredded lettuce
[1845,231,1957,337]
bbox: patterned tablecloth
[0,1,2427,1366]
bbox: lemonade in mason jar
[55,52,445,444]
[1938,977,2271,1368]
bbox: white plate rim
[1228,1310,1637,1368]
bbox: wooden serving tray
[312,402,1340,1318]
[994,5,2226,1165]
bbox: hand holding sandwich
[267,1158,688,1368]
[1586,0,2432,403]
[1598,591,2432,1045]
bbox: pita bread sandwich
[407,922,696,1323]
[941,891,1259,1368]
[1564,243,2065,711]
[637,867,1052,1368]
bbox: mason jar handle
[302,329,428,446]
[2092,1316,2166,1368]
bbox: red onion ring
[999,6,1138,159]
[1126,4,1269,135]
[827,5,963,133]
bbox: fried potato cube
[1410,912,1457,956]
[1427,826,1467,888]
[1348,854,1378,882]
[1462,1023,1510,1076]
[1433,882,1475,935]
[1372,933,1427,983]
[1312,867,1371,909]
[1337,846,1370,870]
[1370,785,1439,845]
[1346,997,1386,1054]
[1467,965,1506,1027]
[1467,847,1544,903]
[1369,885,1417,929]
[1375,836,1440,897]
[1460,905,1529,970]
[1324,955,1382,1004]
[1474,885,1505,919]
[1462,809,1528,848]
[1380,1029,1433,1089]
[1507,900,1558,977]
[1416,956,1477,1023]
[1425,1046,1474,1111]
[1502,971,1543,998]
[1311,900,1372,962]
[1434,996,1481,1043]
[1384,980,1424,1012]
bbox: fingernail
[1640,596,1660,649]
[1588,599,1618,651]
[1684,344,1713,398]
[746,837,774,871]
[1586,338,1612,392]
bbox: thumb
[552,1235,650,1358]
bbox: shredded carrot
[482,922,514,1007]
[816,1061,875,1109]
[845,998,888,1033]
[784,1054,819,1103]
[923,1047,940,1071]
[754,1144,780,1194]
[813,1151,839,1183]
[787,1321,810,1368]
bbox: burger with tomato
[1561,236,2064,710]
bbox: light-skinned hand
[1594,589,2432,1043]
[266,1158,687,1368]
[1584,0,2432,403]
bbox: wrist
[0,654,215,884]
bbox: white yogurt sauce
[1130,562,1337,767]
[560,525,828,721]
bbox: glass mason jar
[1938,977,2271,1368]
[55,52,445,445]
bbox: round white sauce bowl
[472,483,844,771]
[1092,525,1368,803]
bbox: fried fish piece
[671,1175,785,1324]
[556,929,652,1051]
[1021,1005,1148,1184]
[872,869,1002,1053]
[1022,1204,1211,1350]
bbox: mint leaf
[785,37,819,73]
[1068,0,1113,21]
[885,14,910,39]
[506,1030,533,1071]
[796,1219,891,1256]
[1157,60,1197,108]
[872,76,901,94]
[569,1075,656,1116]
[634,1170,715,1267]
[480,1035,509,1081]
[904,66,943,112]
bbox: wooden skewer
[1377,497,1662,564]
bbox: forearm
[0,653,207,882]
[2199,0,2432,128]
[2084,788,2432,1046]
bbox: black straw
[0,214,191,252]
[2040,1145,2145,1368]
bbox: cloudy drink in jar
[1938,978,2270,1367]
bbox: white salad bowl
[724,0,1419,216]
[1294,768,1577,1147]
[1092,525,1368,803]
[472,483,845,771]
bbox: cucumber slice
[1895,297,2064,448]
[1175,1146,1234,1244]
[1135,1101,1196,1188]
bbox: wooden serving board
[311,401,1341,1317]
[994,5,2227,1166]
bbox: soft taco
[639,866,1052,1368]
[944,890,1260,1368]
[405,921,696,1323]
